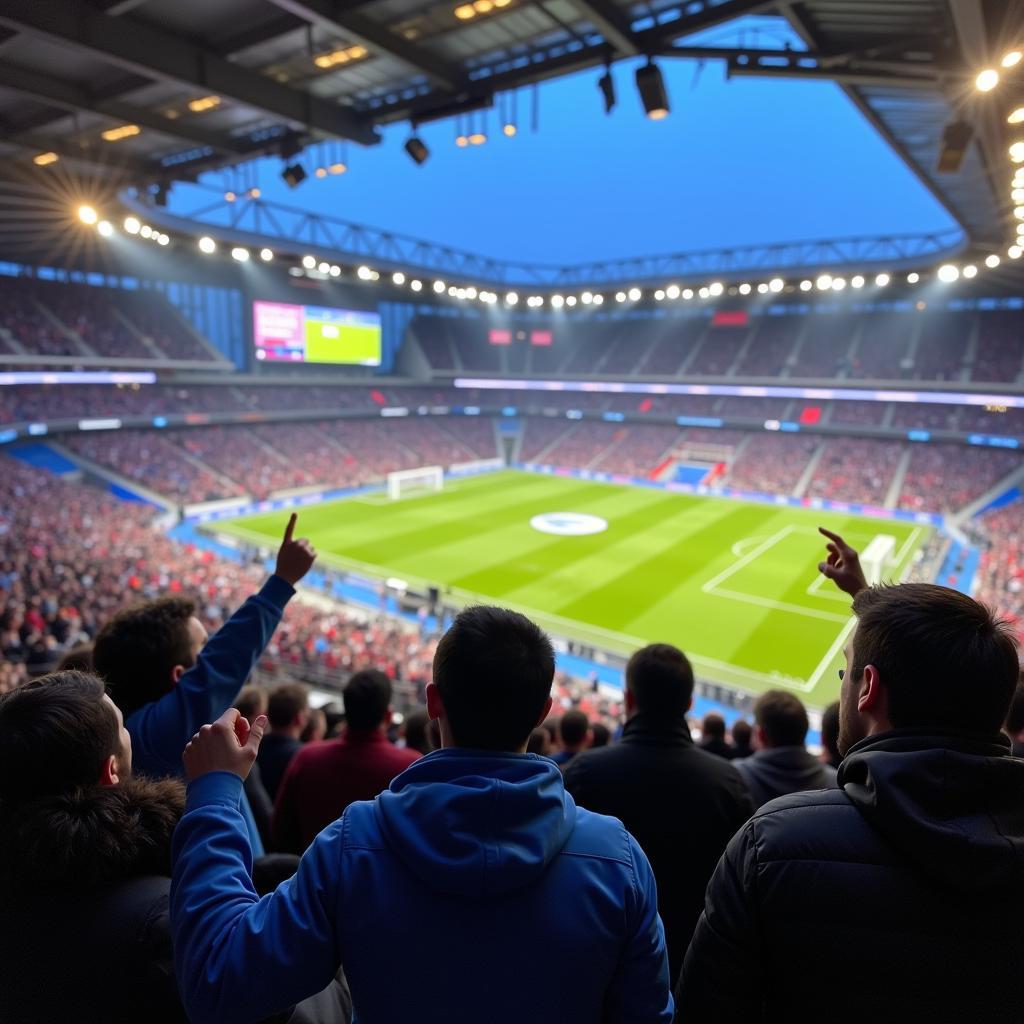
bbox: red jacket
[272,730,420,853]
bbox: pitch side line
[701,526,796,592]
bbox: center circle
[530,512,608,536]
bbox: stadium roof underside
[0,0,1014,249]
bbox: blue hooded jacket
[171,748,673,1024]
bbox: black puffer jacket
[677,730,1024,1023]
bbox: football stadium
[1,0,1024,1019]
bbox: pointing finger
[283,512,297,544]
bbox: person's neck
[275,725,304,740]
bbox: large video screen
[253,300,382,366]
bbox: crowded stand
[724,434,820,495]
[898,444,1020,514]
[732,317,797,377]
[794,316,857,377]
[685,326,748,376]
[971,501,1024,628]
[805,438,904,505]
[0,282,78,356]
[972,311,1023,383]
[590,425,682,478]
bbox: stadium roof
[0,0,1016,248]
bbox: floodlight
[302,255,316,269]
[97,220,113,237]
[260,248,273,262]
[636,61,669,120]
[124,217,141,235]
[404,135,429,166]
[77,205,98,225]
[875,273,890,286]
[976,68,999,91]
[231,247,249,262]
[985,254,1000,268]
[937,264,959,283]
[281,162,307,188]
[198,236,216,254]
[627,287,641,301]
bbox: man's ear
[624,689,636,714]
[98,753,120,787]
[171,664,186,686]
[858,665,884,714]
[425,682,444,722]
[535,695,553,728]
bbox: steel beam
[570,0,639,55]
[0,0,379,146]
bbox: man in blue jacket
[93,512,316,855]
[171,605,673,1024]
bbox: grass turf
[214,470,928,706]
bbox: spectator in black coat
[550,708,591,766]
[257,682,309,800]
[1005,675,1024,757]
[678,530,1024,1023]
[563,644,753,981]
[236,684,275,849]
[730,718,753,759]
[733,689,834,808]
[698,713,735,760]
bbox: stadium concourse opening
[0,0,1023,1020]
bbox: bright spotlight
[448,286,459,297]
[831,277,846,291]
[566,295,577,307]
[1009,245,1023,259]
[302,255,316,269]
[140,225,153,239]
[551,295,565,308]
[393,271,406,285]
[937,264,959,282]
[851,275,865,289]
[1003,50,1023,69]
[581,291,593,304]
[985,254,1001,268]
[907,272,920,283]
[962,264,978,278]
[198,236,216,254]
[757,283,769,295]
[799,280,813,292]
[505,291,518,304]
[156,234,169,246]
[666,284,680,299]
[1011,141,1024,162]
[615,291,627,303]
[816,274,832,290]
[627,287,641,301]
[320,262,331,274]
[698,287,710,299]
[654,289,665,301]
[231,247,249,262]
[708,282,724,297]
[97,220,113,238]
[592,294,604,305]
[1011,109,1024,125]
[465,286,478,300]
[635,60,669,120]
[682,289,694,300]
[77,204,98,225]
[411,280,423,292]
[769,277,784,293]
[976,68,999,91]
[738,283,751,295]
[434,280,446,293]
[1014,189,1024,203]
[329,265,341,277]
[260,248,273,262]
[124,216,141,235]
[875,273,891,287]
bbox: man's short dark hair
[402,706,434,755]
[702,713,726,741]
[590,721,611,748]
[56,644,93,673]
[731,718,752,749]
[1006,675,1024,735]
[754,690,809,747]
[559,709,589,747]
[267,683,309,730]
[236,685,267,723]
[626,643,694,718]
[820,701,841,764]
[0,671,118,803]
[93,597,197,718]
[852,583,1019,734]
[344,669,392,732]
[434,605,555,751]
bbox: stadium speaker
[635,60,669,120]
[937,121,973,174]
[281,162,307,189]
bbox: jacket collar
[620,713,694,747]
[838,727,1011,782]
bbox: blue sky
[168,17,958,267]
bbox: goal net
[861,534,897,584]
[387,465,444,501]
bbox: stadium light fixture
[708,282,724,297]
[627,287,642,301]
[411,280,423,292]
[1003,51,1023,69]
[1009,245,1023,259]
[468,132,487,145]
[329,265,341,277]
[1011,141,1024,162]
[566,295,577,307]
[666,284,680,300]
[357,265,373,280]
[404,134,429,166]
[682,289,694,300]
[636,60,669,120]
[77,205,98,225]
[260,248,273,262]
[393,272,406,285]
[654,289,665,301]
[581,291,594,305]
[249,188,261,199]
[963,264,978,279]
[976,69,999,91]
[698,287,710,299]
[319,262,331,274]
[937,264,959,283]
[593,294,604,305]
[875,273,891,287]
[769,277,784,293]
[505,291,518,305]
[851,275,865,289]
[757,283,769,295]
[231,247,249,262]
[1010,109,1024,125]
[97,220,113,238]
[124,216,141,235]
[315,167,328,179]
[448,286,459,297]
[551,294,565,308]
[198,236,216,254]
[328,162,347,175]
[503,122,517,137]
[616,291,627,303]
[140,225,153,238]
[434,280,446,293]
[1016,206,1024,219]
[156,234,170,246]
[738,283,751,295]
[281,163,307,188]
[907,272,920,283]
[985,254,1001,268]
[33,151,58,166]
[302,255,316,269]
[225,191,237,203]
[831,277,846,291]
[815,274,833,290]
[799,280,813,291]
[598,66,616,114]
[1014,188,1024,202]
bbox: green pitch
[215,471,928,706]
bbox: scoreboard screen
[253,300,381,366]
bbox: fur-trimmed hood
[0,776,185,901]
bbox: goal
[387,465,444,500]
[860,534,897,584]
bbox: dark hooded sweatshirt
[733,745,835,809]
[676,730,1024,1023]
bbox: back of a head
[702,713,726,741]
[820,701,841,763]
[732,718,752,750]
[402,706,434,755]
[754,690,809,748]
[626,643,694,718]
[559,709,589,747]
[236,684,268,724]
[56,644,93,673]
[0,672,117,804]
[433,605,555,751]
[267,683,309,730]
[852,583,1019,734]
[344,669,392,732]
[526,727,551,755]
[590,721,611,748]
[93,597,197,719]
[1003,674,1024,736]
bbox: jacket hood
[742,746,827,789]
[0,776,184,902]
[838,730,1024,890]
[374,748,576,899]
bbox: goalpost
[860,535,897,584]
[387,465,444,501]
